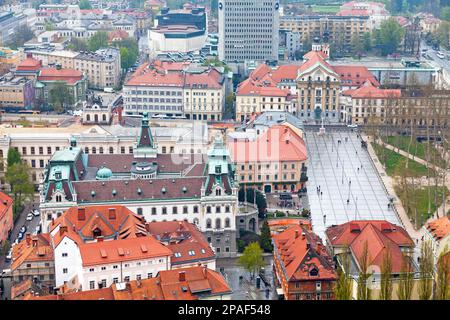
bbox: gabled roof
[426,216,450,241]
[272,225,336,281]
[38,67,83,85]
[11,234,54,271]
[147,221,215,265]
[228,125,307,163]
[79,235,172,267]
[333,65,380,87]
[326,220,414,273]
[0,191,13,221]
[342,81,401,98]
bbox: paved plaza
[304,128,402,240]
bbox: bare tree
[397,254,415,300]
[435,246,449,300]
[419,240,434,300]
[380,246,393,300]
[357,241,372,300]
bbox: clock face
[219,2,223,10]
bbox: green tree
[380,248,393,300]
[239,242,265,279]
[418,240,434,300]
[79,0,92,10]
[396,254,415,300]
[67,38,88,51]
[87,31,109,52]
[5,162,34,219]
[7,148,21,168]
[351,33,364,58]
[441,7,450,21]
[49,83,74,113]
[7,25,34,50]
[335,246,353,300]
[433,21,450,50]
[44,22,55,31]
[259,220,273,252]
[224,93,235,120]
[435,248,449,300]
[378,17,405,56]
[113,38,139,70]
[362,32,372,52]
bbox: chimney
[32,239,38,247]
[26,233,31,246]
[59,226,68,236]
[108,208,116,220]
[78,208,86,221]
[301,232,305,240]
[178,271,186,282]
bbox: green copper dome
[96,167,113,180]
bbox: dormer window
[93,228,102,238]
[56,194,62,202]
[55,171,62,180]
[310,267,319,277]
[216,188,222,196]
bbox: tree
[435,248,449,300]
[49,83,74,113]
[87,31,109,52]
[357,241,372,300]
[79,0,92,10]
[335,246,353,300]
[7,148,21,168]
[442,7,450,21]
[238,188,267,215]
[397,254,415,300]
[378,17,405,56]
[113,38,139,70]
[380,247,393,300]
[239,242,265,279]
[259,220,273,252]
[224,93,235,120]
[362,32,372,52]
[5,162,34,219]
[351,33,364,58]
[7,25,34,50]
[418,240,434,300]
[44,22,54,31]
[67,38,88,52]
[433,21,450,50]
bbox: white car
[347,124,358,128]
[32,209,40,217]
[436,51,445,59]
[26,213,33,221]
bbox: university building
[39,114,239,257]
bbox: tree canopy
[49,83,74,113]
[378,18,405,56]
[239,242,265,278]
[87,31,109,52]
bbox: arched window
[206,218,212,229]
[99,147,104,154]
[225,218,230,228]
[215,218,221,229]
[92,146,97,154]
[109,147,114,154]
[93,228,102,238]
[86,114,91,121]
[216,206,221,213]
[102,114,106,121]
[84,147,89,154]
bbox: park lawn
[394,185,448,227]
[372,143,431,177]
[310,5,340,14]
[382,136,446,167]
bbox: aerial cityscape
[0,0,449,303]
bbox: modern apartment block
[279,15,370,53]
[20,47,121,89]
[218,0,280,62]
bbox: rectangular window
[90,281,95,290]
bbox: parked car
[436,51,445,59]
[5,250,12,262]
[32,209,40,217]
[35,224,41,234]
[17,232,23,241]
[347,124,358,128]
[19,225,27,233]
[26,213,33,221]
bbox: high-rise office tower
[218,0,280,62]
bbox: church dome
[96,167,113,180]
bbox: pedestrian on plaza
[320,191,323,197]
[357,168,359,173]
[347,199,350,205]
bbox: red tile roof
[0,191,12,222]
[78,236,172,267]
[147,221,215,266]
[425,216,450,241]
[326,220,414,273]
[228,125,307,163]
[11,234,54,271]
[333,66,379,87]
[17,55,42,71]
[342,81,401,98]
[38,68,84,85]
[50,205,147,247]
[272,225,337,281]
[28,266,231,300]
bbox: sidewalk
[363,135,421,240]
